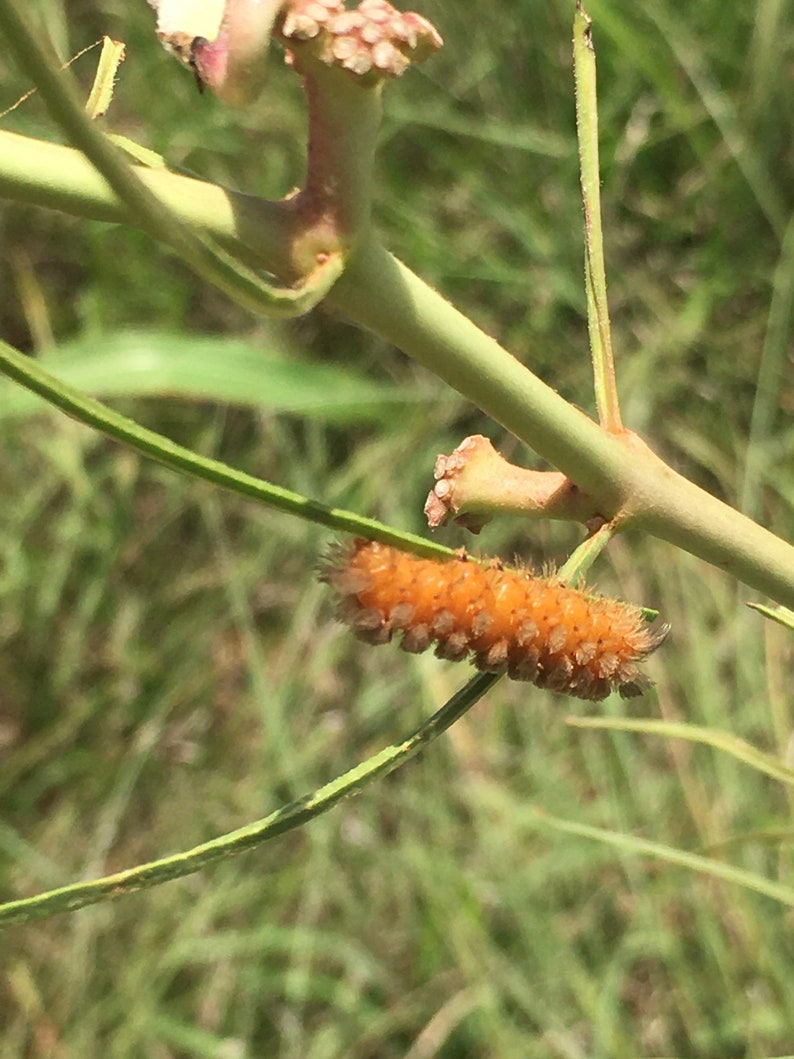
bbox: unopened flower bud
[148,0,281,105]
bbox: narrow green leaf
[84,36,125,120]
[567,715,794,786]
[0,336,455,559]
[107,134,168,170]
[747,601,794,633]
[0,673,498,926]
[0,332,429,424]
[530,806,794,907]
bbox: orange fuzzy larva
[321,539,667,701]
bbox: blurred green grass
[1,0,794,1055]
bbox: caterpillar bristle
[320,539,666,701]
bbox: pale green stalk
[0,129,280,263]
[1,130,794,606]
[573,3,622,433]
[337,240,794,609]
[0,339,455,561]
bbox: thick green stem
[336,242,794,607]
[0,0,345,314]
[336,238,630,503]
[0,130,289,270]
[1,133,793,607]
[0,672,497,926]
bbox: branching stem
[0,130,793,605]
[0,0,346,315]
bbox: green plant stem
[0,673,498,926]
[0,339,454,562]
[0,130,284,269]
[1,133,794,607]
[0,502,613,925]
[337,240,794,609]
[0,0,341,316]
[573,3,622,432]
[560,521,616,580]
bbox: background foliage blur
[1,0,793,1054]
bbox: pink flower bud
[149,0,282,106]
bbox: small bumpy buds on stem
[425,435,600,533]
[321,539,668,701]
[280,0,443,81]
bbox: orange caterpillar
[321,539,667,701]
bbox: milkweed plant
[0,0,792,927]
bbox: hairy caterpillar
[321,539,667,701]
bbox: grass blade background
[1,0,794,1053]
[530,806,794,909]
[0,331,434,424]
[567,715,794,787]
[0,674,498,927]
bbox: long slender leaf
[747,601,794,634]
[0,331,432,424]
[0,673,498,926]
[567,715,794,786]
[531,806,794,907]
[0,337,455,559]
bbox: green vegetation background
[1,0,793,1055]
